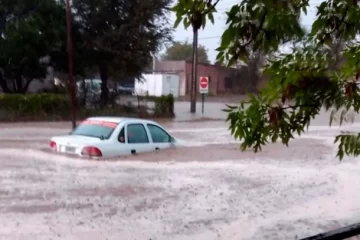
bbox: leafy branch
[203,0,220,14]
[335,133,360,160]
[172,0,360,160]
[172,0,219,30]
[224,43,360,157]
[241,9,268,48]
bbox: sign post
[199,77,209,114]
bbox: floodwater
[0,102,360,240]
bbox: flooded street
[0,103,360,240]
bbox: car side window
[147,124,171,143]
[118,127,125,143]
[127,124,149,144]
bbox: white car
[49,117,181,158]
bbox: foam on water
[0,122,359,141]
[0,130,340,169]
[1,141,360,240]
[1,124,360,240]
[0,124,346,154]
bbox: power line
[175,36,220,42]
[216,0,324,12]
[175,36,221,42]
[198,36,221,40]
[176,24,316,42]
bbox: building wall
[151,60,186,96]
[151,60,267,96]
[184,62,251,95]
[185,62,218,95]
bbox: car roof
[86,116,157,125]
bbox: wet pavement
[0,103,360,239]
[174,102,360,125]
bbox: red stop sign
[200,77,208,89]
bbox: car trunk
[51,135,103,155]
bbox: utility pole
[190,27,198,113]
[190,12,202,113]
[65,0,77,129]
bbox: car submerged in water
[49,117,181,158]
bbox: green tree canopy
[72,0,173,105]
[173,0,360,160]
[162,41,210,64]
[0,0,68,93]
[0,0,172,96]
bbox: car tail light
[49,141,57,151]
[81,146,102,157]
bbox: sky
[169,0,323,63]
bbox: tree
[162,41,210,64]
[241,46,267,92]
[49,0,91,82]
[72,0,173,107]
[173,0,360,160]
[0,0,69,93]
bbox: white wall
[135,74,180,97]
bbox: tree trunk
[81,78,86,107]
[247,51,264,92]
[11,79,17,93]
[15,75,22,93]
[99,63,109,108]
[20,79,33,94]
[0,76,10,93]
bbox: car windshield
[71,120,118,139]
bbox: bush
[136,94,175,118]
[0,93,70,121]
[0,93,175,122]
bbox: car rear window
[71,120,118,139]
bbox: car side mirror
[170,136,176,143]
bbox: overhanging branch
[241,9,268,47]
[203,0,221,14]
[327,6,349,36]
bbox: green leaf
[170,4,179,12]
[198,1,206,11]
[219,28,233,50]
[208,12,214,24]
[302,6,307,15]
[184,17,191,29]
[227,56,237,67]
[201,14,206,29]
[329,109,335,126]
[174,16,183,28]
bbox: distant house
[145,60,262,96]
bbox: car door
[90,125,129,158]
[109,126,131,156]
[126,123,153,154]
[146,124,173,150]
